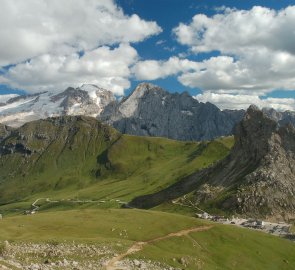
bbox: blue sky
[0,0,294,110]
[118,0,295,97]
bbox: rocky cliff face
[128,106,295,221]
[101,83,245,141]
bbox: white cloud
[170,6,295,96]
[3,44,138,95]
[178,52,295,93]
[173,6,295,55]
[0,0,161,94]
[195,92,295,111]
[133,57,199,80]
[0,0,161,67]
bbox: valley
[0,105,294,269]
[1,1,295,269]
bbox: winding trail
[104,225,213,270]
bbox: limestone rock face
[101,83,244,141]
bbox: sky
[0,0,294,111]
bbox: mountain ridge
[128,105,295,221]
[0,82,294,141]
[101,82,245,141]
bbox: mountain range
[1,83,294,141]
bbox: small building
[202,212,210,219]
[256,220,265,227]
[24,210,36,215]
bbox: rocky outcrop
[128,106,295,221]
[0,124,12,142]
[101,83,245,141]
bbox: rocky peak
[101,83,244,141]
[118,83,165,118]
[233,105,278,161]
[205,106,295,219]
[130,82,164,97]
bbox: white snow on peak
[79,84,109,106]
[0,96,37,114]
[0,85,115,127]
[0,94,19,103]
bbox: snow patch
[0,94,19,103]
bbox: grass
[1,118,294,269]
[0,117,233,214]
[135,224,295,270]
[0,209,294,270]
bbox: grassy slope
[0,209,294,270]
[0,122,233,214]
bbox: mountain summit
[101,83,244,141]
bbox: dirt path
[104,225,213,270]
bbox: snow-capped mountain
[1,82,294,141]
[0,84,115,127]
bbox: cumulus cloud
[0,0,161,94]
[170,6,295,96]
[173,6,295,55]
[0,0,161,66]
[3,44,137,95]
[133,57,199,80]
[195,92,295,111]
[178,52,295,93]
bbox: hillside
[0,115,232,212]
[0,209,295,270]
[128,106,295,221]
